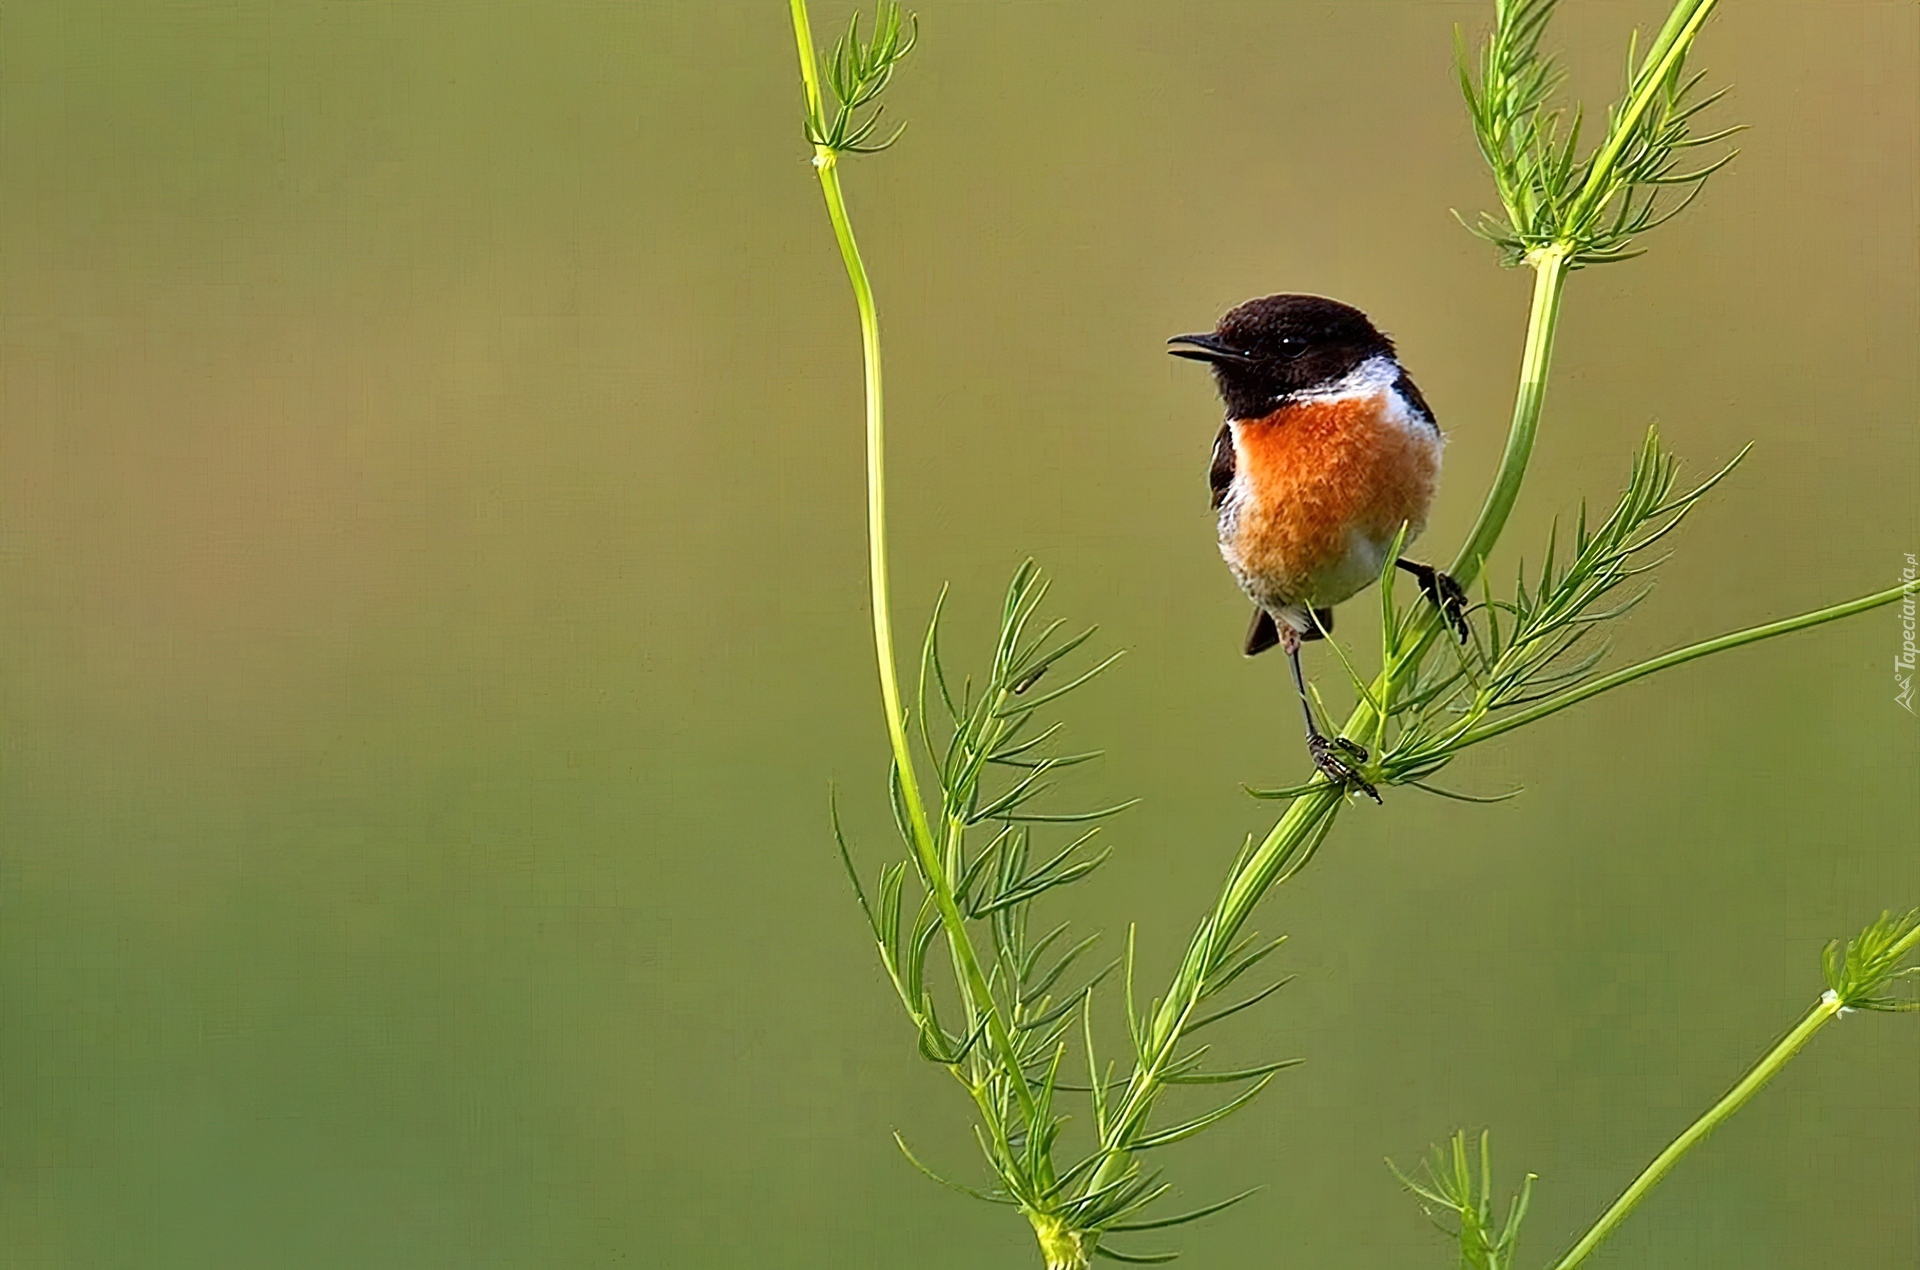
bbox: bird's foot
[1308,733,1381,804]
[1430,571,1471,643]
[1402,562,1470,643]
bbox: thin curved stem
[1460,583,1909,748]
[790,0,1037,1127]
[1339,245,1575,764]
[1549,993,1841,1270]
[1450,245,1572,589]
[790,3,927,855]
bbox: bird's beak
[1167,333,1254,365]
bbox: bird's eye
[1277,336,1308,359]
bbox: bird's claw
[1309,734,1381,803]
[1420,570,1471,643]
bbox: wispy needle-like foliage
[800,0,917,154]
[1459,0,1739,266]
[1280,428,1747,797]
[1393,1132,1535,1270]
[1825,909,1920,1014]
[837,564,1293,1266]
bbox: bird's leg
[1280,624,1379,803]
[1395,558,1470,643]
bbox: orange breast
[1225,392,1440,604]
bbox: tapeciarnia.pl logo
[1898,553,1918,714]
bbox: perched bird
[1169,294,1467,800]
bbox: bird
[1169,293,1468,801]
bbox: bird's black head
[1168,294,1396,420]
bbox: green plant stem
[1550,991,1842,1270]
[1450,245,1572,590]
[1333,246,1575,768]
[1459,583,1911,747]
[789,0,1038,1128]
[1563,0,1720,232]
[788,2,925,849]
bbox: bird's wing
[1244,606,1333,657]
[1393,370,1438,431]
[1245,608,1280,656]
[1208,422,1235,510]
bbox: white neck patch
[1295,354,1401,402]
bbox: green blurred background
[4,2,1916,1266]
